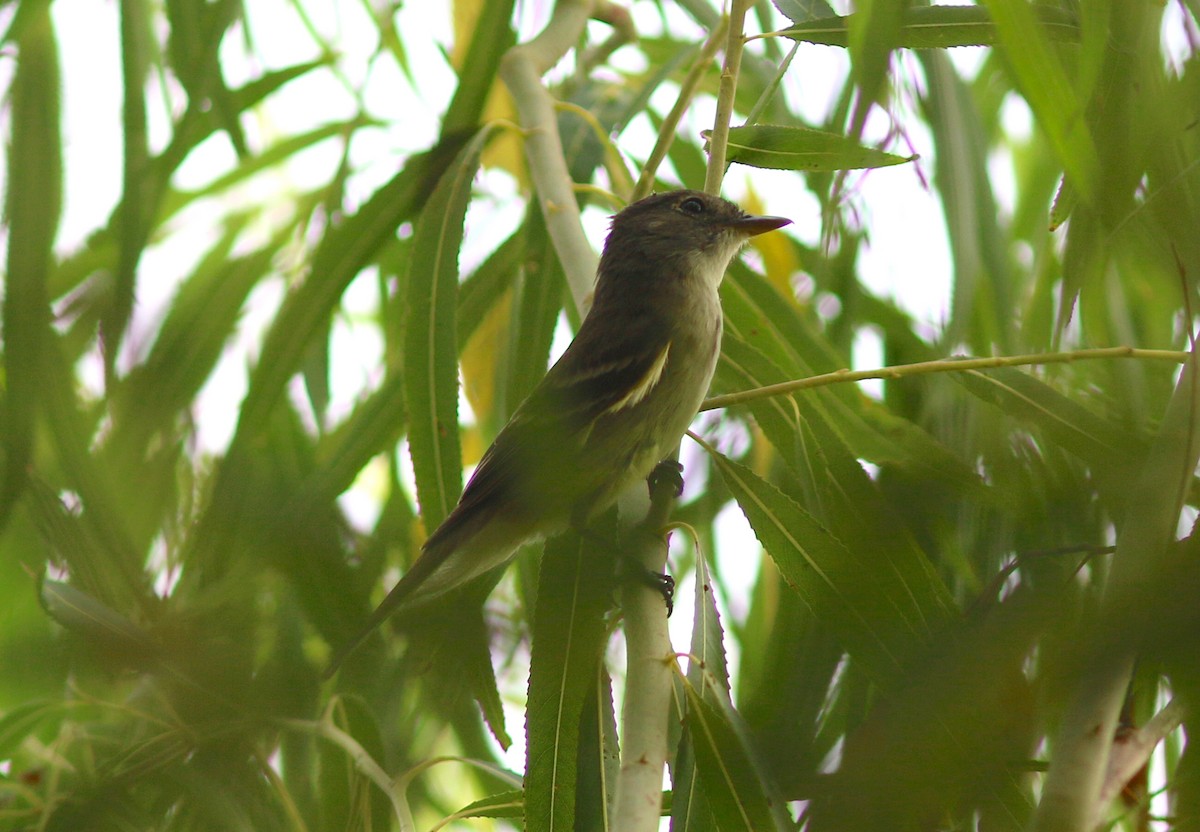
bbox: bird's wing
[446,308,673,521]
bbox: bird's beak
[730,214,792,237]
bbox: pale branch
[575,0,636,80]
[701,346,1190,411]
[611,467,683,832]
[1098,698,1186,812]
[499,0,600,317]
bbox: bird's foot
[648,459,684,499]
[616,535,676,617]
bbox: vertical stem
[611,476,680,832]
[633,15,728,201]
[703,0,752,195]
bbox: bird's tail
[322,509,529,678]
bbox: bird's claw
[616,551,676,616]
[648,459,685,499]
[640,568,676,616]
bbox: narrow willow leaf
[405,126,495,527]
[574,668,617,831]
[671,553,728,832]
[177,118,376,205]
[526,529,615,832]
[306,373,407,504]
[681,677,785,832]
[718,124,915,171]
[106,0,155,374]
[40,579,158,666]
[846,0,909,126]
[919,50,1016,351]
[115,218,274,447]
[442,0,516,135]
[771,0,836,26]
[2,2,60,521]
[979,0,1098,201]
[708,446,929,682]
[954,365,1146,469]
[503,202,565,416]
[232,134,469,450]
[1048,175,1075,231]
[783,4,1080,48]
[716,328,979,588]
[455,789,526,820]
[152,57,336,194]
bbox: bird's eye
[679,196,705,215]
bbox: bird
[325,189,790,674]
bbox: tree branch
[611,468,682,832]
[499,0,600,316]
[701,346,1189,412]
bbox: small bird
[326,190,790,673]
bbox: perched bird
[326,190,790,673]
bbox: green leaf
[2,1,60,524]
[404,127,495,527]
[783,4,1080,48]
[40,579,158,666]
[455,789,526,820]
[525,529,616,832]
[114,216,275,448]
[172,117,376,209]
[954,365,1146,471]
[680,675,786,832]
[231,135,469,450]
[706,445,945,683]
[306,373,407,504]
[503,201,567,416]
[771,0,836,26]
[978,0,1099,201]
[846,0,909,136]
[442,0,516,134]
[671,553,728,832]
[919,50,1015,352]
[719,124,915,171]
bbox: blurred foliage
[2,0,1199,829]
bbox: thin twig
[701,346,1189,411]
[632,15,729,200]
[704,0,753,194]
